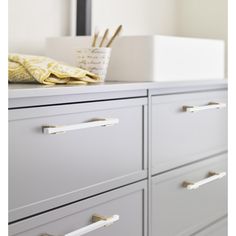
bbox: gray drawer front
[9,181,147,236]
[192,217,227,236]
[152,90,227,174]
[151,154,227,236]
[9,98,147,222]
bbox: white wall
[178,0,227,40]
[8,0,70,55]
[92,0,178,36]
[178,0,228,75]
[92,0,227,40]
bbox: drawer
[193,217,227,236]
[152,90,227,174]
[9,98,147,222]
[151,153,227,236]
[9,180,147,236]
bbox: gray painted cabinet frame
[8,82,228,236]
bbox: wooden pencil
[91,29,99,47]
[106,25,123,47]
[99,29,109,47]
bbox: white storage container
[46,35,225,82]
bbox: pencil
[91,29,99,47]
[99,29,109,47]
[106,25,123,47]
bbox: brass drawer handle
[183,102,226,112]
[183,171,226,190]
[42,118,119,135]
[41,214,120,236]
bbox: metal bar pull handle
[183,171,226,190]
[41,214,120,236]
[42,118,119,135]
[183,102,226,112]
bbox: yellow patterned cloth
[8,54,102,85]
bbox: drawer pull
[183,171,226,190]
[42,118,119,134]
[183,102,226,112]
[41,214,120,236]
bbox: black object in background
[76,0,92,35]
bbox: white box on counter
[46,35,225,82]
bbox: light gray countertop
[9,80,227,99]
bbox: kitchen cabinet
[9,80,227,236]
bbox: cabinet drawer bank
[9,98,147,222]
[9,180,147,236]
[9,81,227,235]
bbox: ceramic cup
[76,47,112,81]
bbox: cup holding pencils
[76,25,123,81]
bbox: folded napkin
[8,54,102,85]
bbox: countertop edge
[8,80,228,100]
